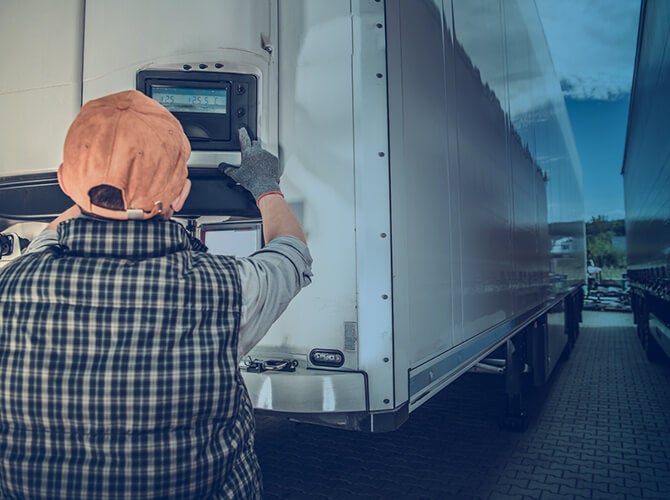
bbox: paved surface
[254,312,670,499]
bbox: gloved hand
[219,128,283,200]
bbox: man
[0,90,312,498]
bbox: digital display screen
[151,87,227,114]
[137,69,256,150]
[201,224,261,257]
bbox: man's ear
[170,179,192,213]
[56,163,70,195]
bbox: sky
[535,0,641,221]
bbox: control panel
[136,66,257,151]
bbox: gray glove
[219,128,282,200]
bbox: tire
[646,329,667,363]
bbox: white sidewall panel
[253,1,360,371]
[0,0,84,176]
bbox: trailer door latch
[244,358,298,373]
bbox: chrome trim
[408,296,569,406]
[351,0,395,412]
[241,366,368,414]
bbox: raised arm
[256,193,305,244]
[220,128,305,244]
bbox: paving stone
[550,462,582,475]
[540,493,587,500]
[608,484,644,497]
[610,468,639,482]
[531,466,563,480]
[641,488,670,499]
[528,479,560,494]
[496,476,529,490]
[508,485,544,497]
[557,484,593,498]
[487,492,523,500]
[543,475,578,489]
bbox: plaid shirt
[0,218,261,499]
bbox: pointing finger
[238,127,252,151]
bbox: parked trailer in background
[0,0,585,431]
[623,0,670,363]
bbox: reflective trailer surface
[386,0,585,370]
[454,0,585,292]
[623,0,670,275]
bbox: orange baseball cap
[58,90,191,220]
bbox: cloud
[536,0,640,101]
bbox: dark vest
[0,218,260,499]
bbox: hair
[88,185,125,211]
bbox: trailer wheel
[500,336,530,432]
[645,329,667,363]
[636,296,648,344]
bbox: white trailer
[0,0,585,431]
[624,0,670,363]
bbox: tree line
[586,216,625,268]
